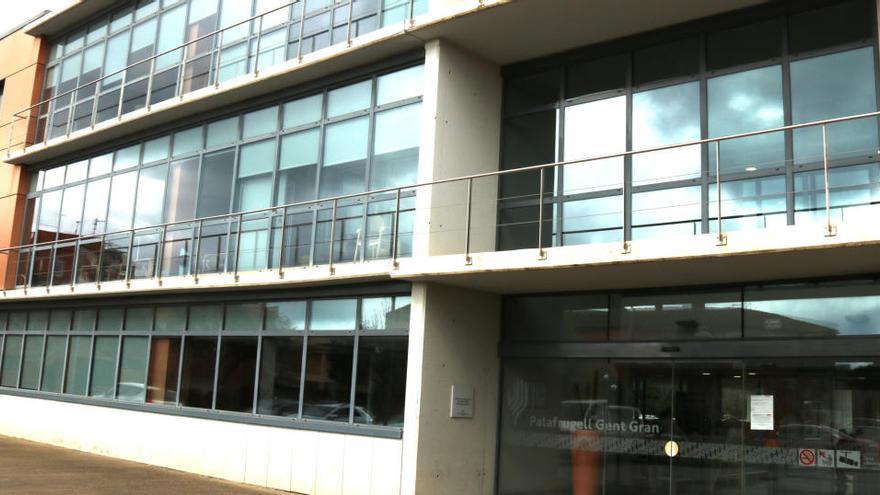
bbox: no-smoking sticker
[799,448,816,467]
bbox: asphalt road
[0,435,287,494]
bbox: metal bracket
[621,241,631,255]
[716,233,728,246]
[537,249,547,261]
[825,224,838,237]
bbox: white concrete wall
[0,394,403,495]
[414,38,503,257]
[401,282,501,495]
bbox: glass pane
[563,97,626,194]
[709,175,787,233]
[206,117,238,147]
[745,279,880,337]
[58,185,85,239]
[72,310,97,331]
[8,312,27,331]
[155,305,187,331]
[49,310,71,332]
[224,303,263,331]
[107,171,137,231]
[377,65,423,105]
[179,336,217,408]
[164,157,199,222]
[189,305,223,332]
[215,337,258,412]
[81,178,110,234]
[302,336,354,422]
[27,311,49,332]
[707,19,782,71]
[371,103,420,189]
[632,82,701,185]
[611,290,742,339]
[327,80,371,117]
[789,0,873,54]
[265,301,306,331]
[794,163,880,226]
[632,185,702,240]
[277,130,318,204]
[173,127,204,156]
[41,336,67,393]
[361,297,410,330]
[146,336,181,404]
[64,336,91,395]
[115,145,141,171]
[504,294,609,342]
[257,336,304,416]
[133,164,168,227]
[239,139,277,177]
[791,48,878,165]
[98,308,124,332]
[562,195,623,244]
[506,69,559,114]
[156,6,187,70]
[89,336,119,397]
[243,107,279,139]
[143,136,171,163]
[125,307,154,331]
[355,336,407,425]
[633,37,700,85]
[310,299,357,330]
[197,149,236,217]
[708,65,784,174]
[89,153,113,178]
[320,116,368,198]
[283,94,322,129]
[1,336,23,387]
[66,161,88,183]
[117,336,149,401]
[21,336,44,389]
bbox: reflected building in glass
[2,1,880,494]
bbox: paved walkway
[0,435,286,494]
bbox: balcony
[3,110,880,299]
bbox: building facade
[0,0,879,494]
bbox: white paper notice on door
[750,395,774,431]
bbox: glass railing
[2,111,879,292]
[2,0,427,155]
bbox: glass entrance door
[498,358,880,495]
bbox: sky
[2,0,71,35]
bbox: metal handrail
[1,108,877,256]
[4,0,425,154]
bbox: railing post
[391,188,401,268]
[821,124,836,237]
[297,0,307,61]
[45,244,58,291]
[233,214,244,282]
[408,0,416,25]
[328,199,338,275]
[178,49,188,99]
[70,239,81,292]
[464,178,473,265]
[145,58,157,111]
[214,29,224,88]
[277,208,287,279]
[192,220,203,283]
[125,230,135,288]
[95,234,106,290]
[116,69,128,120]
[65,92,76,137]
[155,225,168,285]
[90,88,100,129]
[346,0,355,46]
[715,140,726,246]
[6,116,15,157]
[253,15,264,77]
[621,162,630,254]
[537,168,546,260]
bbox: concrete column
[413,38,502,258]
[400,282,501,494]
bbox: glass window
[1,335,23,387]
[189,304,223,332]
[562,195,624,245]
[563,96,626,194]
[89,153,113,178]
[155,4,187,70]
[257,336,304,416]
[327,80,372,118]
[206,117,238,147]
[27,311,49,332]
[355,336,407,425]
[8,312,28,331]
[82,178,110,234]
[115,144,141,171]
[709,175,787,233]
[107,171,137,231]
[129,18,158,64]
[117,337,149,401]
[320,117,368,198]
[72,310,97,331]
[143,136,171,163]
[243,107,279,139]
[173,127,203,156]
[632,82,701,185]
[504,294,609,341]
[302,336,354,422]
[745,279,880,337]
[89,336,119,398]
[708,65,784,174]
[632,186,702,240]
[611,290,742,340]
[58,185,85,237]
[64,336,91,395]
[283,94,323,129]
[125,307,154,331]
[377,65,423,105]
[506,69,559,114]
[133,164,168,227]
[633,37,699,86]
[361,297,410,330]
[197,149,236,217]
[311,299,357,330]
[224,303,263,331]
[41,336,67,393]
[215,337,258,412]
[164,157,199,222]
[707,19,782,71]
[155,305,187,331]
[791,48,878,165]
[179,336,217,408]
[49,310,71,331]
[44,167,65,189]
[237,139,276,211]
[371,103,420,189]
[789,0,873,54]
[265,301,306,331]
[146,336,181,404]
[277,129,318,205]
[103,32,130,87]
[795,163,880,226]
[66,160,88,184]
[98,308,124,332]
